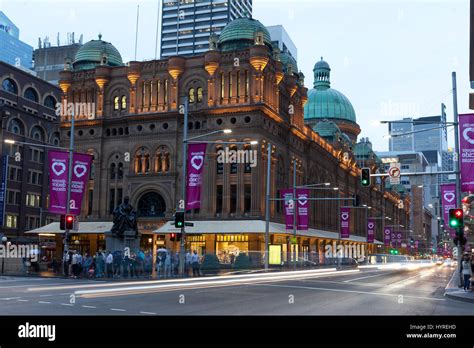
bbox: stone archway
[137,192,166,218]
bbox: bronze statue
[110,196,138,238]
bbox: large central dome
[218,17,272,52]
[73,35,123,71]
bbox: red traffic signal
[170,233,176,242]
[65,214,74,230]
[448,209,463,229]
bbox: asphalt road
[0,264,472,315]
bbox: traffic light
[174,211,185,228]
[65,215,74,230]
[448,208,464,229]
[353,194,361,207]
[390,249,399,255]
[176,233,182,242]
[170,233,176,241]
[361,168,371,187]
[60,214,75,230]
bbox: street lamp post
[179,97,257,275]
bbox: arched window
[24,88,39,103]
[135,148,150,174]
[30,125,45,142]
[114,96,119,110]
[197,87,203,102]
[121,95,127,110]
[50,132,60,146]
[44,95,57,109]
[7,118,24,135]
[2,78,18,94]
[137,192,166,217]
[110,163,116,179]
[118,163,124,179]
[155,147,170,173]
[189,88,195,103]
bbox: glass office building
[0,11,33,69]
[161,0,252,58]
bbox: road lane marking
[82,305,96,309]
[75,270,360,298]
[140,311,157,315]
[39,294,53,297]
[38,301,51,304]
[344,272,395,282]
[60,303,73,306]
[29,268,342,292]
[17,299,29,302]
[110,308,126,312]
[246,283,446,302]
[0,297,21,300]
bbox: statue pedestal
[105,230,141,253]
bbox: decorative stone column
[168,56,185,110]
[204,51,220,107]
[127,61,141,115]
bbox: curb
[444,270,474,303]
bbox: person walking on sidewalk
[106,251,113,278]
[191,250,201,277]
[461,254,472,291]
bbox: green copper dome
[73,35,123,71]
[304,58,357,124]
[218,17,272,52]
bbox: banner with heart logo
[297,189,309,230]
[367,218,375,243]
[186,143,207,210]
[383,226,392,246]
[281,189,295,230]
[70,152,93,215]
[441,184,457,238]
[48,151,92,215]
[340,207,351,238]
[281,189,311,230]
[459,114,474,192]
[48,151,70,214]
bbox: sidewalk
[444,270,474,303]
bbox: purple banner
[48,151,70,214]
[281,189,294,230]
[441,184,457,238]
[340,207,350,238]
[396,232,402,248]
[70,153,93,215]
[186,143,207,210]
[48,151,92,215]
[460,113,474,192]
[383,226,392,246]
[297,189,309,230]
[367,218,375,243]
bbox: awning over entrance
[25,222,113,235]
[154,220,383,245]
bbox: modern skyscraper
[388,115,448,166]
[266,25,297,60]
[0,11,33,69]
[160,0,252,58]
[34,40,82,85]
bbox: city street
[0,264,472,315]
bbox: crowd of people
[61,248,203,279]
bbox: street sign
[389,163,401,185]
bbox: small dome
[314,120,341,138]
[314,58,330,70]
[218,17,272,52]
[73,35,123,71]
